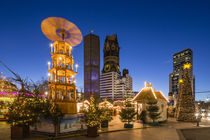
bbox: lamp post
[206,97,209,102]
[195,112,200,127]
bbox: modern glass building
[84,33,100,99]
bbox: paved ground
[100,115,143,132]
[0,121,10,140]
[180,127,210,140]
[61,118,197,140]
[1,117,210,140]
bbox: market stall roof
[133,82,168,103]
[99,99,113,108]
[154,91,168,102]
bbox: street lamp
[195,112,200,127]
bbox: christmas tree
[43,100,63,136]
[7,94,34,127]
[147,100,160,123]
[175,79,182,118]
[99,99,113,122]
[119,99,136,125]
[85,96,101,127]
[99,99,113,127]
[176,63,195,121]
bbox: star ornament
[183,63,191,69]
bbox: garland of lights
[0,92,46,97]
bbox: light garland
[0,92,47,97]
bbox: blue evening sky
[0,0,210,100]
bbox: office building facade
[84,33,100,99]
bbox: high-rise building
[100,35,133,101]
[169,48,195,105]
[100,72,120,100]
[122,69,133,91]
[115,69,134,100]
[84,33,100,99]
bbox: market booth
[133,82,168,123]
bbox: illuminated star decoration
[179,79,183,83]
[183,63,191,70]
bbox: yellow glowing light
[144,81,152,88]
[59,57,62,60]
[48,73,51,77]
[195,112,199,117]
[45,91,48,95]
[132,88,144,101]
[160,91,169,102]
[183,63,191,69]
[50,43,53,47]
[0,97,14,102]
[75,64,78,68]
[179,79,183,83]
[133,82,157,101]
[151,87,157,99]
[48,61,51,65]
[84,100,90,105]
[99,99,113,108]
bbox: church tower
[102,34,120,74]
